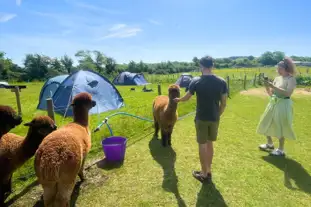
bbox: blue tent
[37,74,69,110]
[37,70,124,117]
[175,73,193,88]
[113,72,149,85]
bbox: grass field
[1,68,311,207]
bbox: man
[174,56,228,183]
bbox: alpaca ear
[24,121,33,127]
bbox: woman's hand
[264,80,274,88]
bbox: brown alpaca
[34,92,96,207]
[153,84,180,147]
[0,105,22,138]
[0,115,57,206]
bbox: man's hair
[199,56,214,68]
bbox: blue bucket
[101,136,127,162]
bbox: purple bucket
[101,136,127,162]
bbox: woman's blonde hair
[277,56,296,75]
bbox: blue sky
[0,0,311,66]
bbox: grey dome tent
[175,73,193,88]
[113,72,149,85]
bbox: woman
[257,57,297,156]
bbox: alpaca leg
[78,158,86,181]
[168,131,172,146]
[54,182,75,207]
[161,129,167,147]
[0,184,5,207]
[154,121,159,139]
[42,183,57,207]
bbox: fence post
[12,86,22,116]
[243,74,247,90]
[226,76,230,98]
[46,98,55,123]
[158,84,162,95]
[253,73,257,87]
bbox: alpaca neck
[73,108,89,127]
[165,99,178,114]
[20,130,45,159]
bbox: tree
[61,55,74,74]
[105,57,116,74]
[75,50,106,73]
[128,61,137,73]
[93,50,106,73]
[24,54,51,81]
[272,51,285,63]
[259,51,276,66]
[192,56,199,66]
[50,58,64,73]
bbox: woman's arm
[264,84,273,96]
[265,77,296,97]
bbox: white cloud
[16,0,22,6]
[0,13,17,22]
[148,19,161,25]
[71,2,125,15]
[100,24,142,39]
[109,24,126,31]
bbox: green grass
[1,68,311,206]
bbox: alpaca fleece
[0,105,22,138]
[34,92,96,207]
[0,115,56,206]
[153,84,180,147]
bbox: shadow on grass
[262,156,311,194]
[5,180,39,206]
[149,137,186,207]
[95,158,124,171]
[196,182,227,207]
[31,180,83,207]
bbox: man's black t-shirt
[188,75,228,122]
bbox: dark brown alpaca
[0,105,22,138]
[0,115,56,206]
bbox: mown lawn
[1,79,311,206]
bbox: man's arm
[176,91,193,102]
[219,80,228,116]
[219,93,227,116]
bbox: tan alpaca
[34,92,96,207]
[152,84,180,147]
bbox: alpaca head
[24,115,57,139]
[168,84,180,100]
[71,92,96,111]
[0,105,23,135]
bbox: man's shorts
[195,119,219,143]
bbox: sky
[0,0,311,66]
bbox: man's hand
[174,92,192,103]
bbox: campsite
[1,0,311,206]
[1,62,311,206]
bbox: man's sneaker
[192,171,212,183]
[259,143,274,151]
[270,148,285,156]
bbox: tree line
[0,50,310,82]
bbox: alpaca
[34,92,96,207]
[0,105,22,138]
[153,84,180,147]
[0,115,57,206]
